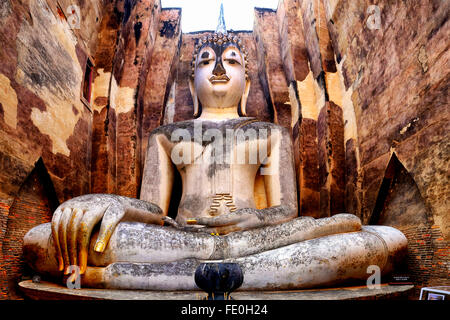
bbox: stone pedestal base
[19,280,413,300]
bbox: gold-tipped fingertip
[58,260,64,272]
[94,241,105,253]
[63,265,70,275]
[186,219,197,225]
[79,250,87,275]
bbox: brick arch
[369,153,433,226]
[0,158,58,299]
[368,152,448,298]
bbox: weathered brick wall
[0,201,12,299]
[323,0,449,239]
[90,2,181,198]
[0,0,103,299]
[0,0,102,204]
[0,160,57,299]
[253,8,290,129]
[0,0,447,300]
[270,0,449,295]
[372,155,448,299]
[139,8,182,174]
[399,225,449,298]
[90,0,122,195]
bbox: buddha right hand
[51,194,163,276]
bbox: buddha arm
[140,131,175,216]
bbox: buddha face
[192,42,249,112]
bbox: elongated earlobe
[189,78,200,118]
[239,79,251,116]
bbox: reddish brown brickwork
[90,0,122,195]
[324,0,449,236]
[0,0,95,205]
[253,8,290,129]
[0,160,57,299]
[371,155,449,299]
[298,118,320,217]
[399,225,449,299]
[0,0,101,298]
[112,0,162,198]
[317,101,345,217]
[0,201,11,299]
[139,8,182,168]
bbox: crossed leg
[23,214,407,290]
[87,213,361,265]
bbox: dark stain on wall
[134,21,142,43]
[160,20,177,38]
[123,0,133,24]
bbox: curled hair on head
[190,32,249,81]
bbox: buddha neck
[198,106,240,121]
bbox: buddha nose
[212,59,226,76]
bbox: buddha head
[190,32,251,118]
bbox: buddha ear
[239,78,251,117]
[189,78,200,118]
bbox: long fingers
[67,208,84,268]
[58,208,73,274]
[77,210,104,274]
[94,204,125,253]
[51,207,64,271]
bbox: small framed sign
[419,287,450,300]
[427,293,445,300]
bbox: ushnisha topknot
[191,32,249,80]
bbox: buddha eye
[200,60,210,66]
[225,59,240,65]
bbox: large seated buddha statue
[23,30,407,291]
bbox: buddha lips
[209,75,230,84]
